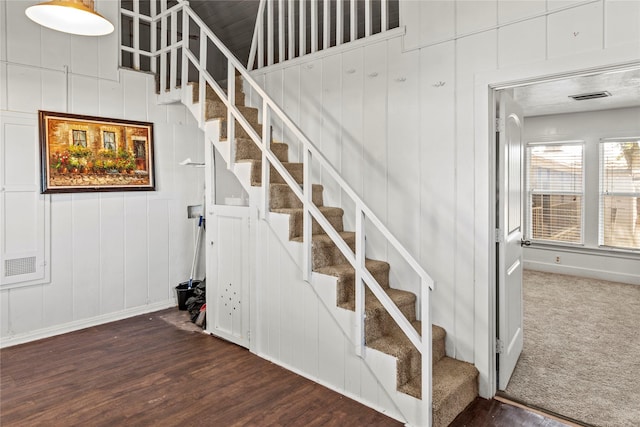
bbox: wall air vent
[4,257,37,277]
[569,91,611,101]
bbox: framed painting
[38,110,155,193]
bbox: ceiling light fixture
[25,0,114,36]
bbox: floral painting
[39,111,155,193]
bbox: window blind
[599,139,640,250]
[526,142,584,244]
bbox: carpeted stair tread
[272,206,344,240]
[269,183,323,209]
[236,138,289,163]
[291,231,356,245]
[339,288,416,314]
[315,259,390,286]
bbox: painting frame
[38,110,155,193]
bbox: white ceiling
[513,67,640,117]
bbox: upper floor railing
[248,0,400,70]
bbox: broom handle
[189,216,203,287]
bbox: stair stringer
[172,85,428,427]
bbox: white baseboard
[524,261,640,285]
[0,300,176,348]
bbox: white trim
[0,300,176,348]
[524,260,640,285]
[474,43,640,399]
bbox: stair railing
[248,0,399,70]
[133,1,433,423]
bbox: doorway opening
[493,65,640,426]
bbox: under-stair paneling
[123,72,150,122]
[606,0,640,47]
[547,1,604,59]
[98,79,124,119]
[41,70,67,113]
[6,66,41,113]
[4,285,44,336]
[418,41,456,345]
[99,194,126,314]
[265,69,285,144]
[498,17,547,69]
[455,30,498,363]
[255,221,404,422]
[71,36,99,78]
[456,1,498,35]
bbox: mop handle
[188,215,203,288]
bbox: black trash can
[175,281,201,310]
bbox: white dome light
[25,0,114,37]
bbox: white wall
[249,0,640,397]
[0,0,205,346]
[523,107,640,284]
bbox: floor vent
[569,91,611,101]
[4,257,37,277]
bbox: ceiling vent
[569,91,611,101]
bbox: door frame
[472,46,640,399]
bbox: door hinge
[496,117,505,132]
[496,339,504,354]
[495,228,503,243]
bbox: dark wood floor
[1,309,569,426]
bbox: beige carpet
[504,270,640,427]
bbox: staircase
[186,77,478,427]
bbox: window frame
[525,140,585,246]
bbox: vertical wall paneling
[5,1,40,67]
[547,1,604,59]
[418,41,456,344]
[266,70,284,143]
[6,66,41,113]
[456,0,498,36]
[41,70,67,113]
[71,195,101,320]
[5,286,44,335]
[498,0,546,23]
[419,0,456,47]
[70,75,100,117]
[320,54,342,209]
[604,0,640,48]
[282,66,301,162]
[0,291,9,336]
[123,71,149,121]
[317,295,345,388]
[0,63,7,111]
[147,199,170,303]
[299,59,323,183]
[455,30,498,362]
[43,195,74,327]
[266,226,282,358]
[40,30,69,71]
[98,78,125,119]
[99,194,126,314]
[71,37,99,78]
[124,195,149,308]
[400,0,421,51]
[498,17,547,69]
[340,47,365,232]
[362,41,388,262]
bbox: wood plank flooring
[1,309,570,426]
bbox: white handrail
[141,1,433,422]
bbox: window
[103,131,116,151]
[72,130,87,147]
[526,142,584,244]
[599,139,640,250]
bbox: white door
[497,91,525,390]
[205,205,251,348]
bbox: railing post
[335,0,343,47]
[267,0,274,66]
[303,148,312,281]
[181,9,189,90]
[150,0,157,73]
[322,0,329,50]
[349,0,356,42]
[355,204,365,356]
[278,0,285,63]
[288,0,295,60]
[227,63,236,170]
[133,0,140,70]
[364,0,372,37]
[299,0,306,57]
[310,0,318,53]
[422,278,432,427]
[170,10,178,90]
[159,0,168,92]
[261,100,271,220]
[198,27,207,125]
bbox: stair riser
[236,139,288,163]
[270,184,323,210]
[251,163,304,186]
[365,302,417,344]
